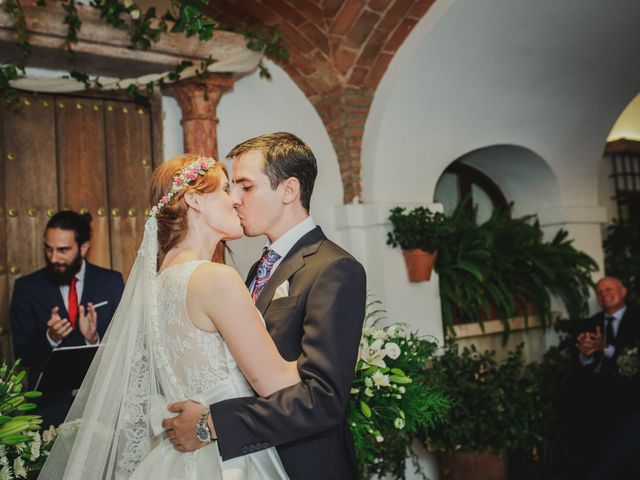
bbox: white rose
[130,9,140,20]
[375,434,384,443]
[384,342,401,360]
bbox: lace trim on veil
[39,217,162,479]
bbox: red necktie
[68,276,78,329]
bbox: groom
[164,132,366,479]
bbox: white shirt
[47,260,98,347]
[249,216,316,292]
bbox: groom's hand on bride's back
[163,400,217,452]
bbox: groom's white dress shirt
[249,216,316,293]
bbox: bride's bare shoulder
[190,261,245,292]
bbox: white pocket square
[272,280,289,300]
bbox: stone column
[163,73,235,158]
[164,73,235,263]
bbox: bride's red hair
[150,154,226,256]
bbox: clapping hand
[576,326,604,356]
[79,303,99,344]
[46,306,73,343]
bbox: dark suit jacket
[574,306,640,423]
[578,306,640,377]
[10,262,125,389]
[210,226,366,480]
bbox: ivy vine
[0,0,288,103]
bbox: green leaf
[456,260,484,282]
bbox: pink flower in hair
[149,156,217,217]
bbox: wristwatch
[195,407,212,443]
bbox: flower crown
[150,156,217,216]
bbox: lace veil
[39,217,161,479]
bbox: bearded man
[10,210,124,428]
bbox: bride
[39,154,298,479]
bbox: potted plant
[387,206,450,282]
[423,344,551,480]
[435,200,597,338]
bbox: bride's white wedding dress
[39,219,287,479]
[131,260,289,479]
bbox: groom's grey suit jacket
[210,226,366,480]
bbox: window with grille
[605,139,640,224]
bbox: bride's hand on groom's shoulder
[163,400,213,452]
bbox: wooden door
[56,96,111,268]
[0,92,162,361]
[104,101,156,278]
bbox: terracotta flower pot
[402,248,437,282]
[435,451,507,480]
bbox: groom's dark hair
[227,132,318,212]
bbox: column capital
[163,73,235,157]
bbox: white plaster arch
[446,144,562,219]
[362,0,640,209]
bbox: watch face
[196,424,210,442]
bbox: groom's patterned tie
[252,249,281,302]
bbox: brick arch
[206,0,435,202]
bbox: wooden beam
[0,1,249,77]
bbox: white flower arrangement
[0,361,57,478]
[348,297,449,479]
[617,346,639,378]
